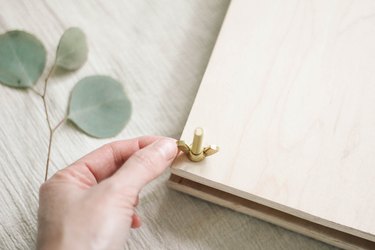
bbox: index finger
[59,136,163,184]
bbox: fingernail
[153,139,177,160]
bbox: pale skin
[37,136,178,250]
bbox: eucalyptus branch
[30,64,66,181]
[29,87,42,97]
[53,117,66,133]
[41,65,55,130]
[40,64,58,181]
[29,67,63,181]
[0,29,131,183]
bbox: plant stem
[29,64,66,182]
[53,117,66,133]
[44,127,53,181]
[40,64,59,182]
[30,87,42,97]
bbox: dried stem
[41,64,56,181]
[29,64,66,182]
[29,64,67,182]
[29,87,42,97]
[53,117,66,133]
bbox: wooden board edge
[167,174,375,250]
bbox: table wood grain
[0,1,335,249]
[172,0,375,248]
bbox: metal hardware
[177,127,219,162]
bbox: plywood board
[170,0,375,247]
[168,175,375,249]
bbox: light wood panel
[168,175,375,250]
[171,0,375,247]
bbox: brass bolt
[177,127,219,162]
[191,127,203,155]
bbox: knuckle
[102,143,116,158]
[53,169,69,179]
[38,182,50,196]
[39,170,65,196]
[50,169,74,182]
[101,142,124,167]
[100,143,113,156]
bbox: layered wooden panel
[169,0,375,248]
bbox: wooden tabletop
[0,1,335,249]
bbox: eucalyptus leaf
[68,75,132,138]
[55,27,88,70]
[0,30,46,88]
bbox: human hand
[37,136,178,250]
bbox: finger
[131,213,141,228]
[110,138,177,193]
[58,136,163,184]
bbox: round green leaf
[55,27,88,70]
[68,75,132,138]
[0,30,46,88]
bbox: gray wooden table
[0,1,335,249]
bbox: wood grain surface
[172,0,375,247]
[0,1,335,249]
[168,175,375,249]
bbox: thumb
[108,138,178,193]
